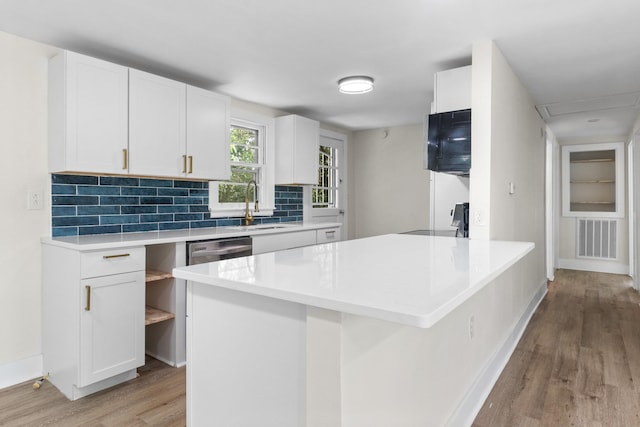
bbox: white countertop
[41,222,341,251]
[174,234,534,328]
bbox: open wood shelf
[570,158,614,163]
[145,306,175,326]
[570,179,615,184]
[145,270,173,283]
[571,201,615,205]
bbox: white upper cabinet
[434,65,471,113]
[186,86,231,180]
[49,51,129,174]
[49,50,231,180]
[129,69,186,178]
[275,114,319,185]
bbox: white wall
[462,40,547,423]
[471,39,546,264]
[350,125,430,238]
[557,137,629,274]
[629,114,640,288]
[0,32,58,382]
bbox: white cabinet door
[275,115,319,185]
[434,65,472,113]
[79,271,145,387]
[129,69,186,177]
[49,51,129,174]
[186,86,231,180]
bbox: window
[220,125,261,204]
[313,144,339,208]
[209,113,274,217]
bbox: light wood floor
[2,269,638,426]
[0,357,185,426]
[474,269,640,426]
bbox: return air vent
[576,218,617,259]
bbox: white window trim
[209,110,275,218]
[311,131,343,216]
[305,129,347,232]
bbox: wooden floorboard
[0,357,185,427]
[474,269,640,426]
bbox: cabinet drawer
[316,228,341,244]
[81,247,145,278]
[252,230,317,255]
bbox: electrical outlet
[473,209,485,226]
[469,315,475,339]
[27,189,44,210]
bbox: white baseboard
[447,279,548,427]
[558,258,629,275]
[0,354,43,390]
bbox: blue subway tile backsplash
[51,174,304,237]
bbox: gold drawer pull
[103,253,131,259]
[122,148,128,170]
[182,155,187,173]
[188,156,193,174]
[85,285,91,311]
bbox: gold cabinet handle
[122,149,128,170]
[182,155,187,173]
[103,253,130,259]
[85,285,91,311]
[188,156,193,174]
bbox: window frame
[309,131,344,218]
[312,142,339,212]
[209,111,275,218]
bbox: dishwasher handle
[190,245,252,258]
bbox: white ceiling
[1,0,639,141]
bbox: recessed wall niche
[561,142,625,218]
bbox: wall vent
[576,218,617,259]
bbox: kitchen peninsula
[173,234,538,426]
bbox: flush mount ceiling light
[338,76,374,94]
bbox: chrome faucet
[244,179,259,225]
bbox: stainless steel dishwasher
[187,236,252,265]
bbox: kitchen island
[173,234,540,426]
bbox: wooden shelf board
[571,201,615,204]
[145,306,175,326]
[570,180,614,184]
[570,158,614,163]
[146,270,173,283]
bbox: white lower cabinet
[316,227,341,244]
[79,271,145,387]
[252,230,317,255]
[252,227,342,254]
[42,245,145,400]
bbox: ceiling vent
[536,92,640,119]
